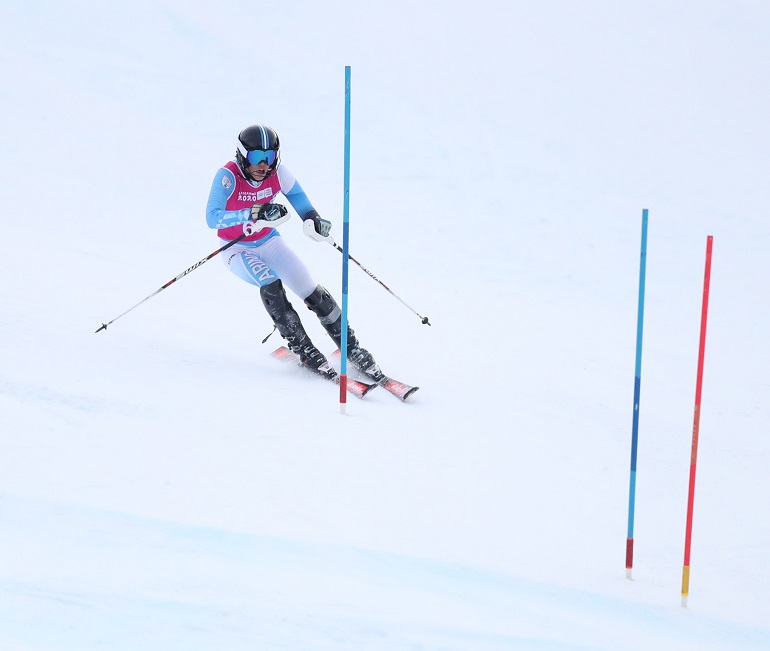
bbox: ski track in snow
[1,496,768,651]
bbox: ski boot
[261,280,337,380]
[304,284,385,382]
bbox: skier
[205,124,383,382]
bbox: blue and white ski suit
[205,160,320,299]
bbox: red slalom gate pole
[681,235,714,607]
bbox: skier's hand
[242,221,262,236]
[303,214,333,243]
[251,202,288,223]
[246,203,290,234]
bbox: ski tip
[377,378,419,402]
[360,382,378,397]
[387,385,419,402]
[401,386,420,401]
[271,345,293,359]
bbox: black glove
[303,211,332,241]
[243,203,290,236]
[251,203,288,222]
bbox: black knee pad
[304,285,339,321]
[260,279,287,308]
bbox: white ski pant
[221,236,317,300]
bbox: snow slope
[1,1,769,649]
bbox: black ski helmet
[236,125,280,178]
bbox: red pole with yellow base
[681,235,714,608]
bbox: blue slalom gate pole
[626,208,649,578]
[339,65,352,414]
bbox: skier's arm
[206,168,252,229]
[277,166,320,222]
[277,167,332,242]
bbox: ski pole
[95,205,289,333]
[95,232,247,333]
[327,240,431,326]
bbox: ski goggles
[246,149,278,166]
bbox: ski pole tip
[95,323,107,333]
[421,316,431,326]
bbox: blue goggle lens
[246,149,277,166]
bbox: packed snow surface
[1,1,769,649]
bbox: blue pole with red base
[626,208,649,578]
[339,66,351,413]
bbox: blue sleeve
[206,167,251,229]
[283,179,318,221]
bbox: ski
[331,349,419,402]
[379,376,420,402]
[271,346,376,398]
